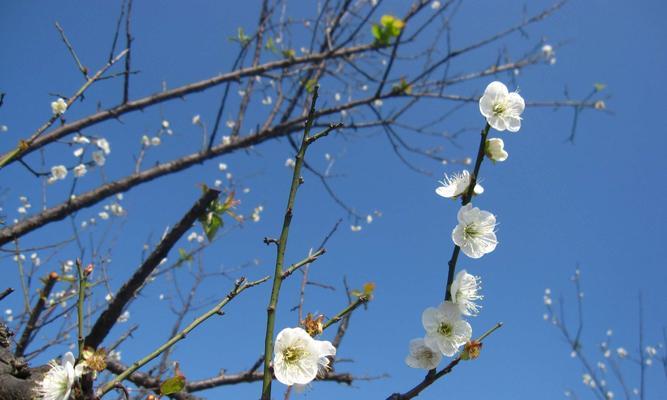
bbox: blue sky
[1,1,665,399]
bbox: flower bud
[485,138,508,162]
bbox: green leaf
[371,24,382,40]
[281,49,296,59]
[178,248,193,263]
[265,37,276,53]
[160,376,185,395]
[304,79,318,93]
[203,212,223,242]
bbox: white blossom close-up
[485,138,508,162]
[73,164,87,178]
[405,338,442,370]
[435,170,483,199]
[35,352,83,400]
[479,81,525,132]
[422,301,472,357]
[452,203,498,259]
[51,98,67,115]
[273,327,336,386]
[450,269,483,316]
[96,138,111,155]
[92,151,106,166]
[48,165,68,183]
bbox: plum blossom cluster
[406,81,524,369]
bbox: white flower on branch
[51,98,68,115]
[479,81,525,132]
[435,170,483,199]
[422,302,472,357]
[48,165,68,183]
[92,151,106,166]
[405,338,442,370]
[72,135,89,144]
[273,327,336,386]
[450,270,483,316]
[73,164,87,178]
[485,138,508,162]
[452,203,498,259]
[36,352,84,400]
[73,148,84,158]
[96,138,111,155]
[192,114,201,125]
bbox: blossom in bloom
[405,338,442,369]
[485,138,508,162]
[273,327,336,386]
[452,203,498,259]
[73,135,89,144]
[36,352,83,400]
[96,138,111,155]
[450,270,483,316]
[192,114,201,125]
[150,137,161,146]
[285,158,295,168]
[435,170,483,199]
[73,148,84,157]
[161,120,170,129]
[616,347,628,358]
[51,98,68,115]
[422,302,472,357]
[92,151,106,166]
[73,164,87,178]
[431,0,441,10]
[479,81,525,132]
[49,165,68,183]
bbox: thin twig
[14,272,58,357]
[55,22,88,79]
[96,276,269,396]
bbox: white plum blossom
[98,211,110,220]
[150,137,161,146]
[96,138,111,155]
[431,1,441,10]
[405,338,442,370]
[36,352,84,400]
[218,163,228,171]
[92,151,106,166]
[479,81,525,132]
[452,203,498,259]
[435,170,483,199]
[422,302,472,357]
[616,347,628,358]
[285,158,295,168]
[450,270,483,316]
[117,310,130,323]
[141,135,151,147]
[161,120,170,129]
[273,327,336,386]
[51,98,68,115]
[485,138,508,162]
[73,135,89,144]
[49,165,68,183]
[192,114,201,125]
[73,148,84,157]
[73,164,87,178]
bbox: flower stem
[76,259,85,358]
[260,86,336,400]
[444,123,490,301]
